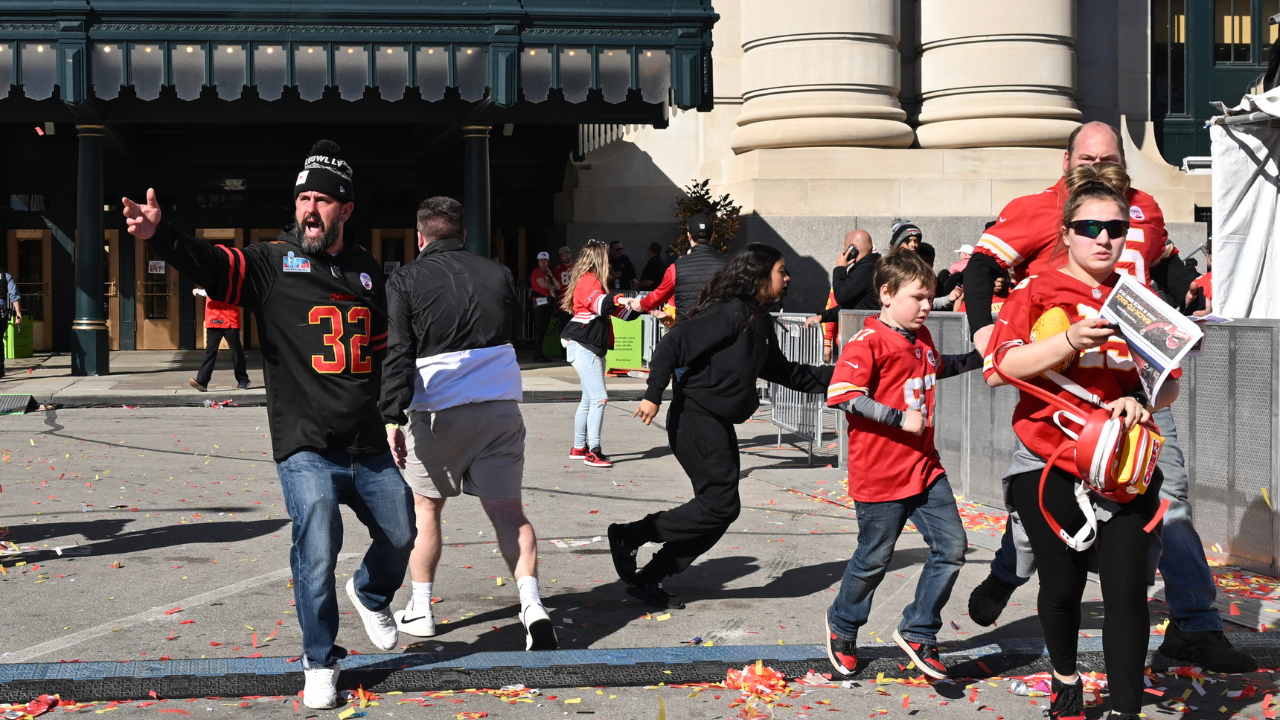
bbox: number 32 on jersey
[309,305,373,374]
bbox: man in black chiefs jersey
[122,141,415,710]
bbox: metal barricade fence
[768,314,830,465]
[833,310,1280,576]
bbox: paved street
[1,403,1276,719]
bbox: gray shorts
[403,400,526,499]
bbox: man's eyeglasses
[1067,219,1130,240]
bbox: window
[171,44,206,100]
[1216,0,1253,63]
[17,237,44,322]
[1267,0,1280,44]
[456,47,487,102]
[416,47,447,101]
[130,44,163,100]
[521,48,551,103]
[335,45,368,101]
[20,43,56,100]
[1154,0,1187,116]
[560,48,590,103]
[295,46,327,101]
[638,49,671,104]
[599,49,630,104]
[0,44,11,92]
[253,45,285,101]
[213,45,245,101]
[375,46,407,101]
[143,244,169,320]
[91,43,122,100]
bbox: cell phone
[844,245,857,262]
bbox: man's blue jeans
[827,475,967,644]
[277,450,416,667]
[988,407,1222,632]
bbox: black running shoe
[892,630,947,680]
[824,617,858,676]
[967,572,1017,627]
[1048,676,1085,720]
[1158,623,1257,673]
[626,582,685,610]
[608,523,639,585]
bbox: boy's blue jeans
[277,449,416,668]
[827,475,967,645]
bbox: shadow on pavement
[4,518,291,563]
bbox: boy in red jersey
[823,251,982,680]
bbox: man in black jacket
[122,141,415,710]
[804,229,880,328]
[380,197,556,652]
[628,214,729,322]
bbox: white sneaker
[393,597,436,638]
[519,603,558,651]
[345,578,399,651]
[302,663,340,709]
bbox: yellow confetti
[30,439,34,446]
[702,641,714,647]
[496,577,503,586]
[1264,487,1273,510]
[244,625,255,631]
[564,698,580,704]
[338,708,358,719]
[655,613,671,621]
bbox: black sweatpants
[196,327,249,386]
[624,399,741,582]
[1010,465,1163,715]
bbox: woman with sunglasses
[560,241,637,468]
[983,162,1178,720]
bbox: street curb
[2,636,1276,702]
[29,389,670,409]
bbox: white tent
[1210,92,1280,319]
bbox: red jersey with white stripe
[976,178,1176,288]
[982,271,1145,476]
[827,315,947,502]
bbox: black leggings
[1009,465,1163,715]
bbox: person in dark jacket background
[805,229,880,329]
[630,214,729,323]
[381,196,556,653]
[608,243,834,609]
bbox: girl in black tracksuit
[608,243,834,609]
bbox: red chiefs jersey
[976,178,1177,288]
[554,263,574,289]
[204,298,241,329]
[982,270,1146,477]
[827,315,947,503]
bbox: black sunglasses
[1067,219,1130,239]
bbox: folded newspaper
[1099,274,1204,402]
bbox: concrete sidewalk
[0,349,650,407]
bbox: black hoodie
[147,221,389,461]
[644,295,833,423]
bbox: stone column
[728,0,914,153]
[462,125,491,257]
[916,0,1081,149]
[72,124,109,376]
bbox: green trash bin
[5,318,33,359]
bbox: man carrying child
[823,250,982,679]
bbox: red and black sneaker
[569,446,587,460]
[824,617,858,676]
[584,448,613,468]
[892,630,947,680]
[1047,676,1085,720]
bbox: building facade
[564,0,1233,313]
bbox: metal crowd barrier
[768,313,831,465]
[832,310,1280,576]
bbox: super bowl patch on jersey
[1129,205,1145,221]
[283,251,311,272]
[360,272,373,290]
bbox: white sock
[516,576,541,609]
[412,581,434,613]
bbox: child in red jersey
[983,163,1178,720]
[823,250,982,680]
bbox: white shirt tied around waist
[410,344,523,413]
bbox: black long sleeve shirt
[146,221,389,462]
[819,252,881,322]
[645,295,834,423]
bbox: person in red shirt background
[552,246,574,289]
[189,286,250,392]
[530,251,559,362]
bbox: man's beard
[297,213,341,254]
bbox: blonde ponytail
[1062,162,1131,228]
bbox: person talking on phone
[805,230,880,330]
